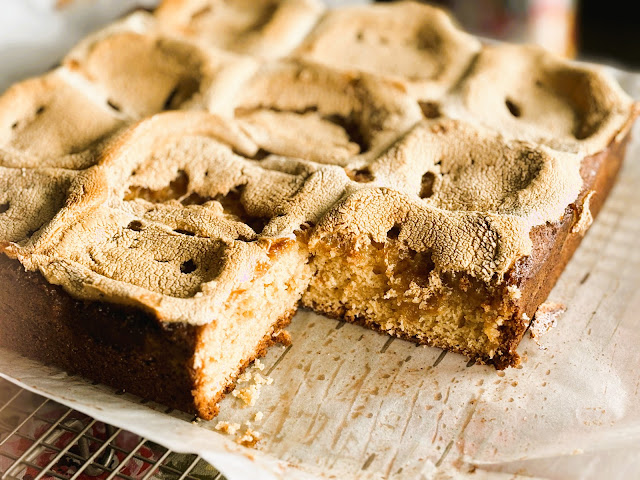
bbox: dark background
[375,0,640,70]
[578,2,640,69]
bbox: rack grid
[0,378,227,480]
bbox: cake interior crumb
[304,236,517,362]
[215,421,241,435]
[236,427,262,448]
[231,361,275,408]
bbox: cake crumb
[236,427,262,448]
[530,302,566,347]
[254,411,264,422]
[252,359,265,371]
[216,421,262,448]
[507,285,522,300]
[231,364,275,408]
[215,421,241,435]
[571,191,595,235]
[232,383,260,407]
[253,373,274,385]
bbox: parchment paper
[1,2,640,479]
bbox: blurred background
[378,0,640,68]
[0,0,638,93]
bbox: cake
[0,0,636,419]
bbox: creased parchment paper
[1,2,640,479]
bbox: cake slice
[295,10,637,366]
[0,110,344,419]
[303,117,634,368]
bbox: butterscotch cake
[0,0,637,419]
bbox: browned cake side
[0,254,294,418]
[497,132,631,367]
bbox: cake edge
[302,127,633,369]
[497,125,633,368]
[0,253,296,419]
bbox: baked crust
[0,0,638,417]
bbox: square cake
[0,0,637,419]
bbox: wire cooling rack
[0,378,227,480]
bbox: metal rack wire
[0,378,227,480]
